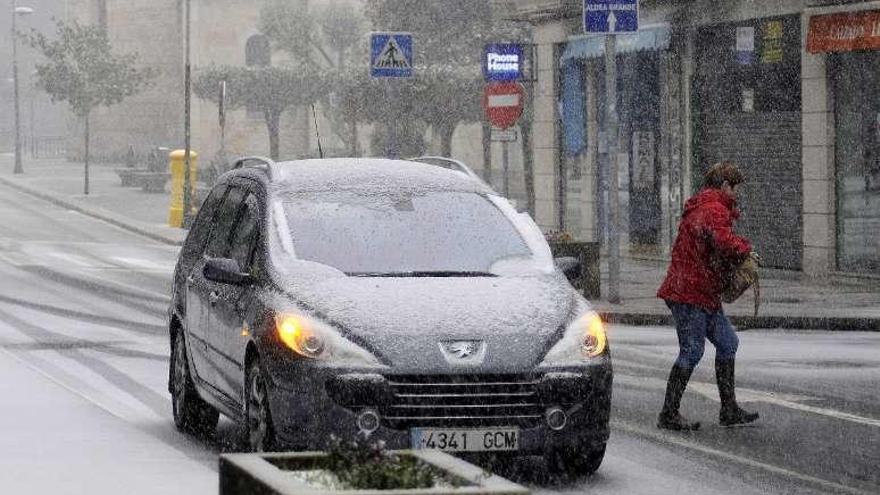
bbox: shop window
[831,51,880,273]
[694,15,801,114]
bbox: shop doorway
[693,16,803,270]
[831,51,880,273]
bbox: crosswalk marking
[0,243,175,274]
[614,372,880,429]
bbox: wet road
[0,183,877,494]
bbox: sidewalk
[591,257,880,330]
[0,155,186,245]
[1,155,878,331]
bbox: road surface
[0,183,877,494]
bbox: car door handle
[209,291,220,305]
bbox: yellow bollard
[168,149,199,228]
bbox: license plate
[411,427,519,452]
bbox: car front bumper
[263,359,612,455]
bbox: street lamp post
[11,2,33,174]
[182,0,193,227]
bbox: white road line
[1,346,158,424]
[0,313,168,423]
[615,373,880,429]
[613,420,877,495]
[110,256,175,273]
[49,251,111,269]
[0,251,31,266]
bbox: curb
[599,311,880,331]
[0,176,184,246]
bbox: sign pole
[183,0,193,228]
[385,80,399,158]
[370,32,412,158]
[605,34,621,304]
[502,139,510,197]
[219,80,227,157]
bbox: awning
[807,10,880,54]
[560,62,586,157]
[561,25,671,64]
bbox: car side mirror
[204,257,252,286]
[554,256,581,284]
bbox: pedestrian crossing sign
[371,32,413,78]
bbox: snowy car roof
[268,158,493,196]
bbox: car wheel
[245,358,277,452]
[170,331,219,436]
[546,442,606,477]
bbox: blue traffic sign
[370,32,413,78]
[583,0,639,34]
[483,43,524,82]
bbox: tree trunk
[348,116,360,157]
[266,110,281,160]
[482,122,492,186]
[439,122,455,157]
[521,122,535,217]
[84,111,90,196]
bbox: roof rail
[408,156,492,189]
[232,155,277,179]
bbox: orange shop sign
[807,10,880,53]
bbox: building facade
[64,0,506,184]
[511,0,880,276]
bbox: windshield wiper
[348,271,497,278]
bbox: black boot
[716,359,759,426]
[657,365,701,431]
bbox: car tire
[170,331,219,437]
[245,358,278,452]
[546,442,606,477]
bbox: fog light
[356,409,380,434]
[546,407,567,431]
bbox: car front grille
[381,374,543,429]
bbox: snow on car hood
[279,275,578,373]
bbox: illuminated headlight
[541,308,608,365]
[275,313,381,365]
[276,314,327,359]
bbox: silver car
[167,157,612,476]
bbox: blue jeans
[666,301,739,369]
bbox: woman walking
[656,162,760,430]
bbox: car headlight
[275,313,381,365]
[541,309,608,365]
[276,314,328,359]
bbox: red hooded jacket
[657,188,752,312]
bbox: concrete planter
[220,450,529,495]
[548,241,601,300]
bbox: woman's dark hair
[704,162,745,188]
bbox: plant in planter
[322,436,440,490]
[219,435,529,495]
[544,231,601,300]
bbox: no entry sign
[483,82,524,129]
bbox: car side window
[228,194,260,271]
[205,185,246,259]
[181,184,227,261]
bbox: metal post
[29,91,34,157]
[12,0,23,174]
[605,35,621,304]
[219,80,226,157]
[182,0,193,227]
[502,139,510,197]
[385,80,398,158]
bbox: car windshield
[278,191,533,275]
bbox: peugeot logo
[440,340,486,364]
